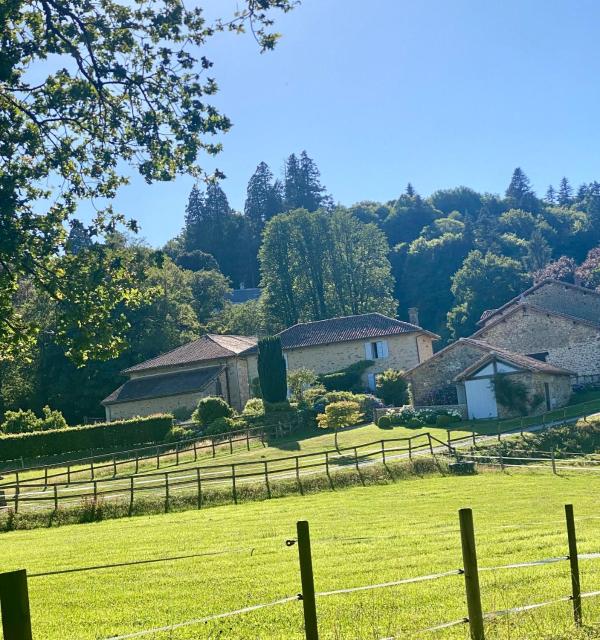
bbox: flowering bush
[386,407,462,428]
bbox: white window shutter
[364,342,371,359]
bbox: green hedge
[0,414,173,462]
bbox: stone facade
[105,381,220,421]
[246,332,435,391]
[475,306,600,376]
[480,280,600,328]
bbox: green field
[3,467,600,639]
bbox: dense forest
[3,155,600,424]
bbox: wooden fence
[0,432,448,514]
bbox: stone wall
[494,371,571,419]
[476,306,600,375]
[407,341,486,406]
[104,382,219,422]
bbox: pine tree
[557,177,573,206]
[257,336,287,403]
[405,182,416,197]
[544,185,556,205]
[505,167,538,211]
[576,183,589,202]
[283,151,328,212]
[244,162,283,229]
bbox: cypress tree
[257,336,287,403]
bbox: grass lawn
[3,468,600,639]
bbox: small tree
[192,397,233,428]
[375,370,409,406]
[317,400,363,452]
[257,336,287,403]
[287,368,317,404]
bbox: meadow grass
[3,467,600,639]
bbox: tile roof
[122,334,257,374]
[102,366,222,405]
[476,278,600,326]
[453,339,572,379]
[227,288,261,304]
[242,313,439,353]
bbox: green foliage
[492,375,531,416]
[375,370,408,406]
[257,336,287,403]
[287,368,318,404]
[435,414,453,427]
[1,409,42,434]
[0,0,293,361]
[192,397,234,428]
[377,415,392,429]
[316,401,363,431]
[40,406,68,431]
[318,360,374,392]
[172,407,195,422]
[204,416,237,436]
[242,398,265,417]
[163,426,194,443]
[0,415,173,462]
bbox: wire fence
[1,504,599,640]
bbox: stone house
[407,338,572,419]
[473,280,600,377]
[102,313,439,421]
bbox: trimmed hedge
[0,414,173,462]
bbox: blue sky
[97,0,600,246]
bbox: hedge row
[0,414,173,462]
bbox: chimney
[408,307,419,326]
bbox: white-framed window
[365,340,389,360]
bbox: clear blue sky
[100,0,600,247]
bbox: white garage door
[465,378,498,419]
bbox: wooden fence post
[565,504,582,625]
[246,430,251,451]
[90,460,94,480]
[472,430,476,447]
[164,473,169,512]
[0,569,33,640]
[496,421,501,442]
[296,457,303,495]
[14,486,19,514]
[175,443,180,466]
[211,438,216,458]
[428,433,434,456]
[53,485,58,511]
[156,446,160,469]
[459,508,485,640]
[229,434,233,455]
[93,480,97,502]
[551,450,557,475]
[129,477,134,515]
[44,466,48,488]
[296,521,319,640]
[112,456,117,476]
[67,465,71,484]
[264,461,271,498]
[232,465,237,504]
[382,440,387,464]
[196,468,202,509]
[193,441,198,462]
[134,452,139,475]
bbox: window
[365,340,388,360]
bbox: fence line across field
[1,504,599,640]
[0,432,449,513]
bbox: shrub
[0,415,173,462]
[163,425,194,443]
[378,415,392,429]
[172,406,194,422]
[41,406,68,431]
[1,409,43,434]
[375,369,409,406]
[205,416,237,436]
[264,400,293,413]
[435,414,452,427]
[242,398,264,416]
[287,368,318,404]
[319,360,374,392]
[257,336,287,403]
[324,391,357,404]
[408,417,424,428]
[192,397,233,427]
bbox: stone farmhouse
[102,313,439,421]
[406,279,600,420]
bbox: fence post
[44,466,48,488]
[565,504,582,625]
[53,484,58,511]
[232,465,237,504]
[112,456,117,476]
[472,430,476,447]
[93,480,97,502]
[229,434,233,455]
[0,569,33,640]
[428,433,434,455]
[382,440,387,464]
[129,477,134,515]
[67,465,71,484]
[459,508,485,640]
[90,460,94,480]
[164,473,169,512]
[264,461,271,498]
[496,421,501,442]
[156,446,160,469]
[296,521,319,640]
[296,456,303,495]
[246,430,251,451]
[551,450,557,475]
[212,438,216,458]
[175,443,180,466]
[196,468,202,509]
[14,486,19,514]
[447,430,452,450]
[193,441,198,462]
[134,452,139,475]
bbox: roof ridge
[121,336,205,374]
